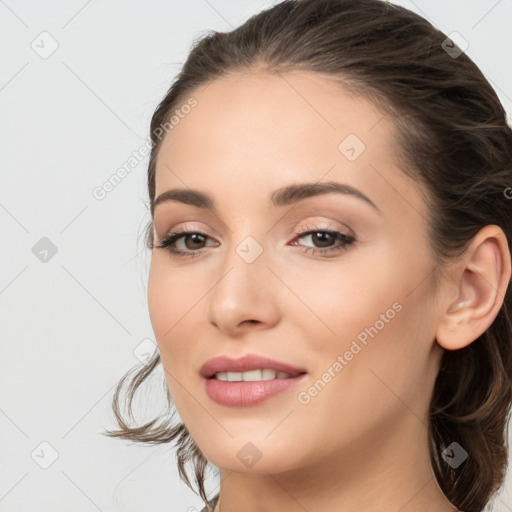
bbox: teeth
[214,369,296,382]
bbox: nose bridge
[206,232,281,333]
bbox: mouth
[200,354,308,407]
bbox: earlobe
[435,225,512,351]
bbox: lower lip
[204,374,308,407]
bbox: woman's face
[148,69,445,474]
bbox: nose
[206,243,281,337]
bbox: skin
[147,68,511,512]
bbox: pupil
[313,232,332,247]
[186,233,205,249]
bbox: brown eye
[156,229,218,258]
[308,231,337,248]
[293,229,355,255]
[182,233,207,250]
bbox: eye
[291,226,355,255]
[155,227,218,258]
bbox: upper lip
[200,354,308,379]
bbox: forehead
[154,69,425,220]
[158,69,392,166]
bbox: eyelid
[293,218,354,238]
[156,222,213,239]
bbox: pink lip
[204,375,307,407]
[200,354,307,378]
[200,354,308,407]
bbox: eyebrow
[152,181,381,215]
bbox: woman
[104,1,512,511]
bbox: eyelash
[155,225,355,259]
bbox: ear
[435,225,511,351]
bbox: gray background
[1,1,511,511]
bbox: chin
[197,437,302,475]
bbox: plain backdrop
[1,1,511,511]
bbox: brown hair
[103,1,512,511]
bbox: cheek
[293,280,436,447]
[147,260,199,416]
[277,254,394,344]
[287,248,432,392]
[147,258,174,341]
[147,256,197,362]
[288,305,416,459]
